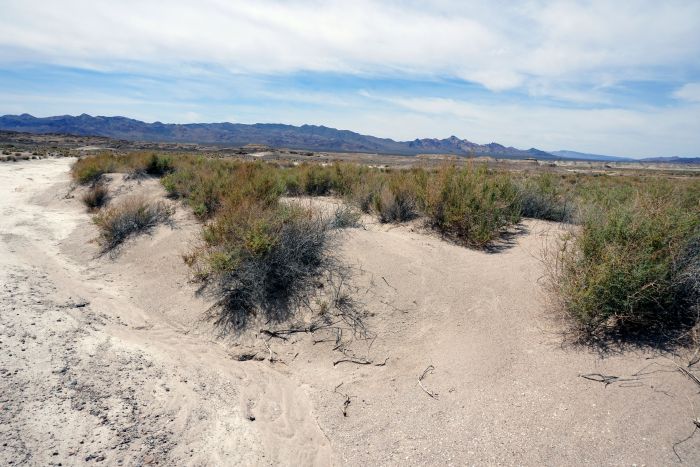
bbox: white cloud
[674,83,700,103]
[1,1,699,97]
[353,93,700,157]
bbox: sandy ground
[1,158,700,465]
[0,159,332,466]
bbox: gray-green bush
[94,197,173,252]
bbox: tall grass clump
[552,181,700,342]
[425,165,521,247]
[93,196,173,252]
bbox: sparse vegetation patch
[71,151,700,344]
[93,196,173,253]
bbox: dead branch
[260,324,323,340]
[379,299,412,313]
[381,276,397,292]
[236,353,259,362]
[673,363,700,389]
[418,365,439,399]
[334,383,352,417]
[579,373,640,387]
[688,349,700,369]
[260,329,289,340]
[333,357,372,366]
[334,327,343,350]
[672,421,700,462]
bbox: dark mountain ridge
[0,113,559,159]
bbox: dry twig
[673,363,700,389]
[381,276,397,292]
[672,418,700,462]
[334,383,352,417]
[333,357,372,366]
[579,373,641,387]
[418,365,439,399]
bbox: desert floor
[1,158,699,466]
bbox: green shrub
[330,204,362,229]
[375,185,419,223]
[283,170,303,195]
[301,164,334,195]
[162,158,284,219]
[145,153,175,176]
[71,152,177,184]
[552,182,700,340]
[71,153,117,184]
[347,171,383,214]
[186,202,341,329]
[518,173,573,222]
[425,165,521,247]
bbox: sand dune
[1,159,699,465]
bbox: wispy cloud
[2,1,699,94]
[353,92,700,157]
[673,83,700,103]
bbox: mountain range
[0,113,556,159]
[0,114,697,163]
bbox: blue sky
[1,1,699,157]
